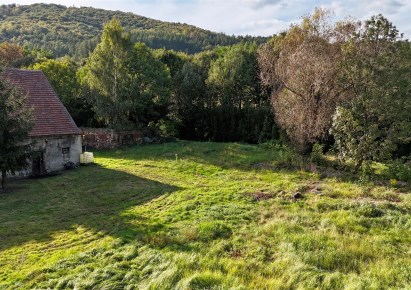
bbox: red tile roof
[2,68,81,137]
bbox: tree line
[1,17,276,144]
[1,9,411,191]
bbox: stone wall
[38,135,82,173]
[81,128,159,149]
[11,134,82,178]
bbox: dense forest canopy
[0,3,269,57]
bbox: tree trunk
[1,170,6,192]
[355,159,364,173]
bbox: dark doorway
[32,151,46,176]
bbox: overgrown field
[1,141,410,289]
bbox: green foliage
[80,19,172,129]
[80,18,135,128]
[310,143,325,165]
[0,3,268,57]
[149,119,179,137]
[204,43,275,143]
[0,72,34,190]
[207,43,262,109]
[358,161,374,184]
[387,159,411,182]
[331,107,378,165]
[204,106,277,143]
[131,43,172,125]
[30,57,93,126]
[154,44,274,144]
[32,57,78,104]
[162,52,208,139]
[332,15,411,167]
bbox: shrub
[387,159,411,182]
[310,143,325,165]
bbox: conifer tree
[0,72,33,191]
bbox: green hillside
[0,3,269,57]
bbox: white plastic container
[80,152,94,164]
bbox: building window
[62,147,70,162]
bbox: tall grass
[0,141,410,289]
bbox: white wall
[12,134,82,177]
[37,135,82,173]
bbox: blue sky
[9,0,411,38]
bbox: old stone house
[3,68,82,176]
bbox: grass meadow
[0,141,410,289]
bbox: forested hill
[0,3,269,57]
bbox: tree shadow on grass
[0,164,181,252]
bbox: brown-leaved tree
[259,9,356,153]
